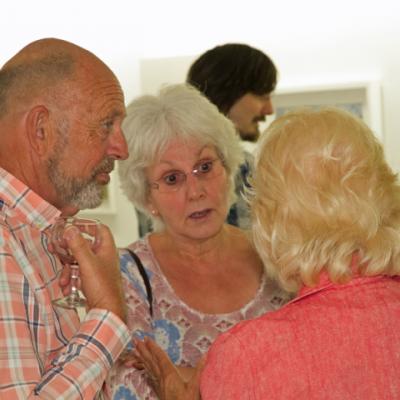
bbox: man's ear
[26,105,54,157]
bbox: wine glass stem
[70,265,80,299]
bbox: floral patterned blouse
[105,236,289,400]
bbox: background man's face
[227,93,274,142]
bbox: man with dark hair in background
[187,43,278,228]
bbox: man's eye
[197,161,213,174]
[102,120,114,130]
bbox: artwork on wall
[270,81,383,140]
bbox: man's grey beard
[47,155,115,210]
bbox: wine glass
[50,217,101,309]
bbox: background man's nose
[262,98,274,116]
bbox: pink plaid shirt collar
[0,167,60,230]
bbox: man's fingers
[91,224,117,257]
[63,225,92,261]
[58,264,74,295]
[58,264,71,285]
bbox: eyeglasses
[149,158,225,193]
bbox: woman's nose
[185,173,205,199]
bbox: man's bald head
[0,38,113,118]
[0,38,127,213]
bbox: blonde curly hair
[250,107,400,292]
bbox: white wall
[1,0,400,246]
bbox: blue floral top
[105,236,289,400]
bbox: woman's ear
[146,198,159,217]
[148,205,159,217]
[26,105,55,157]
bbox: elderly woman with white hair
[105,84,289,399]
[133,107,400,400]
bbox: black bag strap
[125,248,153,317]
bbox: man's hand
[57,263,74,296]
[63,224,126,322]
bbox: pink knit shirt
[201,273,400,399]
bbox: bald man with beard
[0,38,130,399]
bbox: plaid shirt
[0,167,130,399]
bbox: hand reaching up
[134,337,205,400]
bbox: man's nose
[106,127,129,160]
[261,98,274,116]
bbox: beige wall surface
[1,0,399,246]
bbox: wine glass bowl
[50,217,101,309]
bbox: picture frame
[270,81,383,140]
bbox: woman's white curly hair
[118,83,244,231]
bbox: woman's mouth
[189,209,211,219]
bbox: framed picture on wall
[270,81,383,140]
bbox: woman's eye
[198,161,213,173]
[163,173,180,185]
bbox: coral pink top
[201,272,400,400]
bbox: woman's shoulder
[119,235,157,273]
[225,226,293,311]
[119,234,152,256]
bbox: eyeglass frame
[148,157,226,193]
